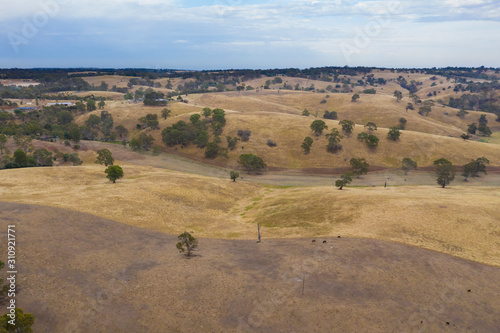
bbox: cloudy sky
[1,0,499,69]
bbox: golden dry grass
[1,165,499,267]
[242,185,500,267]
[0,165,264,238]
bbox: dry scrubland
[1,165,499,266]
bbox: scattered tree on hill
[13,149,28,167]
[398,117,407,130]
[85,114,101,129]
[302,109,310,116]
[13,134,32,153]
[211,108,226,134]
[139,114,160,129]
[64,153,82,166]
[323,111,338,120]
[388,126,401,141]
[204,142,228,159]
[68,123,81,143]
[456,108,469,118]
[87,99,96,111]
[418,102,432,116]
[130,133,155,151]
[364,122,377,133]
[226,136,240,151]
[339,119,355,136]
[467,122,477,135]
[95,148,114,166]
[478,123,492,136]
[310,120,328,136]
[460,133,471,141]
[401,157,417,175]
[406,103,414,111]
[33,148,53,166]
[393,90,403,102]
[202,107,212,119]
[434,158,455,188]
[161,108,172,119]
[0,134,7,155]
[365,134,379,148]
[189,113,201,126]
[478,114,488,126]
[351,93,360,102]
[462,157,489,181]
[239,154,266,173]
[0,308,35,333]
[105,165,124,183]
[237,129,252,142]
[301,136,314,154]
[350,158,369,178]
[326,128,343,152]
[176,232,198,257]
[335,172,353,190]
[98,100,105,109]
[115,125,129,139]
[230,170,240,182]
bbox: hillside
[1,165,499,266]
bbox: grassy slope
[1,165,499,266]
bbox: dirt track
[1,202,499,332]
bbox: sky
[1,0,499,69]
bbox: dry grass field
[2,202,499,333]
[1,165,499,267]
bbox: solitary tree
[460,133,471,141]
[401,157,417,175]
[176,232,198,257]
[310,120,328,136]
[339,119,355,136]
[301,136,314,154]
[105,165,124,183]
[161,108,171,120]
[230,170,240,182]
[350,158,369,178]
[406,103,414,112]
[388,126,401,141]
[393,90,403,102]
[95,148,114,166]
[434,158,455,188]
[364,122,377,133]
[351,93,360,102]
[335,172,353,190]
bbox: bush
[74,144,80,149]
[323,111,338,120]
[266,139,277,147]
[64,140,70,146]
[237,129,252,142]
